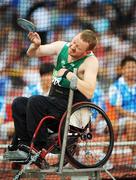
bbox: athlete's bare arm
[77,57,99,99]
[27,32,65,57]
[77,57,98,99]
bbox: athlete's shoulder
[86,52,98,64]
[83,53,98,71]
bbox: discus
[17,18,36,32]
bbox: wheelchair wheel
[58,102,114,168]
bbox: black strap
[62,69,71,79]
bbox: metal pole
[58,87,74,173]
[58,69,77,173]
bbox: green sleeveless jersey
[52,43,95,88]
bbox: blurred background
[0,0,136,179]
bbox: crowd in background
[0,0,135,166]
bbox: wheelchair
[8,101,114,170]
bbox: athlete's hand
[57,68,74,80]
[28,32,41,48]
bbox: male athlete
[5,29,98,159]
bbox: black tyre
[59,102,114,168]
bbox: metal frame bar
[58,88,74,173]
[0,168,103,180]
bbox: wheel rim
[59,102,114,168]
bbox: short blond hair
[80,29,98,50]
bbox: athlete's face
[68,34,89,59]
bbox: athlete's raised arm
[27,32,65,57]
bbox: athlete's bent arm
[27,32,65,57]
[66,57,99,99]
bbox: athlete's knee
[27,95,42,109]
[12,97,27,112]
